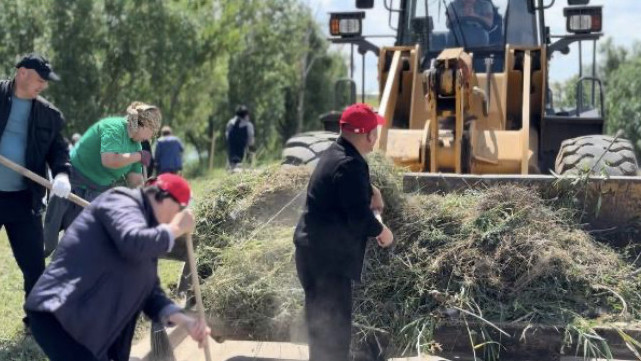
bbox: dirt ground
[129,338,456,361]
[129,337,636,361]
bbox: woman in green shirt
[44,101,162,256]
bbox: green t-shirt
[71,117,142,186]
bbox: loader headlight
[329,12,365,38]
[564,6,602,34]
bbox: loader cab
[392,0,606,173]
[398,0,538,73]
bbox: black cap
[235,105,249,117]
[15,53,60,81]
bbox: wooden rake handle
[185,233,212,361]
[0,154,90,208]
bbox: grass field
[0,229,46,360]
[0,167,223,359]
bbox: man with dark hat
[225,105,255,170]
[26,173,210,361]
[0,53,71,330]
[294,103,394,361]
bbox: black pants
[43,166,109,257]
[0,191,45,322]
[28,311,102,361]
[28,310,138,361]
[296,247,353,361]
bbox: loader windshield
[401,0,538,71]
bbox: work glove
[51,173,71,199]
[139,150,152,167]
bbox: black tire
[555,135,639,176]
[282,131,339,167]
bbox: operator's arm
[475,0,494,28]
[477,11,493,27]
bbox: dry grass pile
[195,157,641,356]
[194,166,308,339]
[193,165,309,262]
[199,227,301,340]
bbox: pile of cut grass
[195,157,641,357]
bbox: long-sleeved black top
[294,136,383,281]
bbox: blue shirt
[154,135,184,174]
[0,96,32,191]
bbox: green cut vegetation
[195,156,641,359]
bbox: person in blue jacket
[25,173,210,361]
[154,125,184,175]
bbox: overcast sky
[303,0,641,93]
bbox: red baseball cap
[339,103,385,134]
[147,173,191,207]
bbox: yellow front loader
[283,0,641,228]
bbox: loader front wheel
[282,131,339,167]
[555,135,639,176]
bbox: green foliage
[0,1,50,77]
[0,0,346,163]
[194,157,641,358]
[605,57,641,155]
[550,38,641,157]
[226,0,346,148]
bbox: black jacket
[25,187,176,359]
[294,136,383,280]
[0,79,71,212]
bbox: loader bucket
[403,173,641,238]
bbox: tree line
[0,0,347,164]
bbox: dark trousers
[28,310,138,361]
[0,191,45,321]
[28,311,102,361]
[43,166,109,257]
[296,247,353,361]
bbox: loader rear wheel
[555,135,639,176]
[282,131,339,167]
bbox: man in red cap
[25,174,210,361]
[294,103,394,361]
